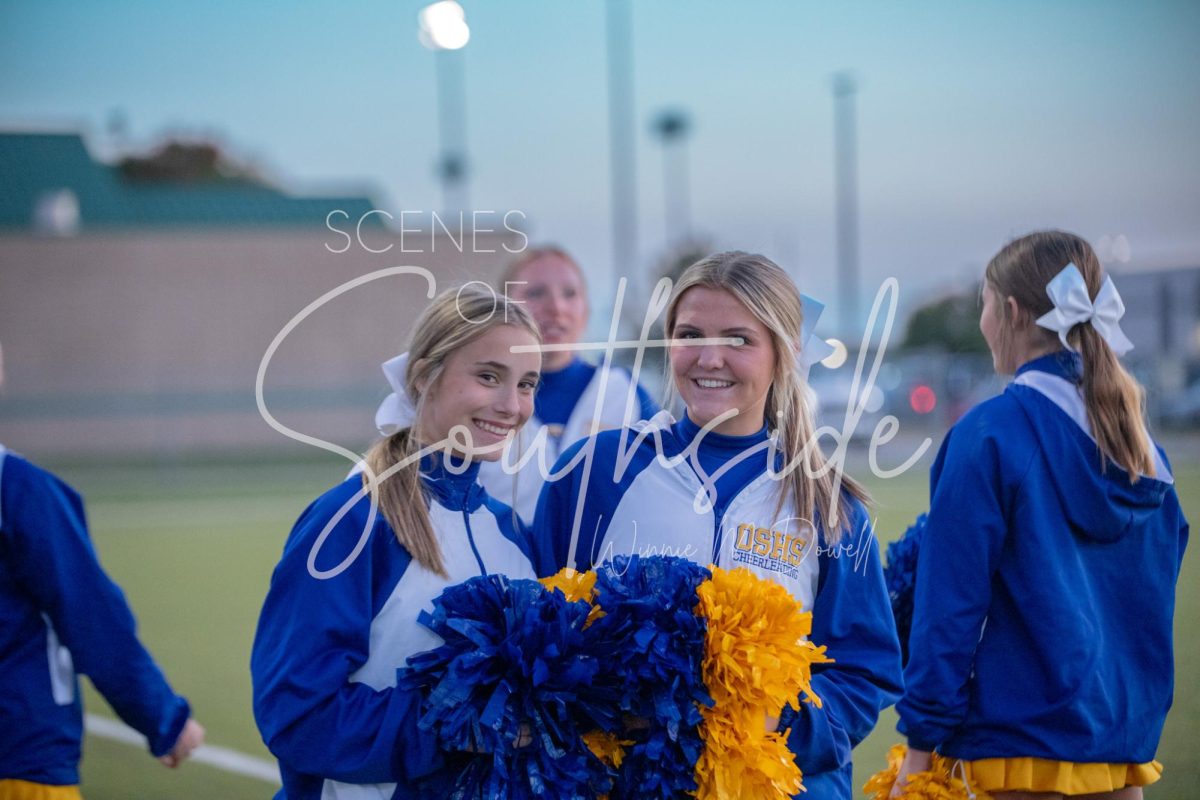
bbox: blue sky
[3,0,1198,333]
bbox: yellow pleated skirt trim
[0,780,82,800]
[964,757,1162,795]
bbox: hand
[513,722,532,749]
[159,718,205,768]
[621,714,651,732]
[889,747,932,799]
[765,713,780,733]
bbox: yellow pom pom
[582,729,632,769]
[693,566,835,799]
[584,728,633,800]
[863,743,907,800]
[862,744,989,800]
[539,567,596,603]
[695,707,803,800]
[539,567,605,626]
[696,566,833,713]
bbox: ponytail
[1075,324,1154,480]
[363,429,447,577]
[986,230,1155,481]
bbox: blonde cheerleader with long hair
[252,286,547,799]
[535,251,904,799]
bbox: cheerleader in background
[0,343,204,800]
[535,251,904,799]
[251,287,545,799]
[477,245,658,523]
[892,231,1188,800]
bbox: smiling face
[418,324,541,461]
[506,252,588,371]
[669,286,778,437]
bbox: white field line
[85,713,281,785]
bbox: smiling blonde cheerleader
[252,287,550,799]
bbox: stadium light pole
[832,71,859,338]
[419,1,471,216]
[651,108,692,246]
[606,0,640,322]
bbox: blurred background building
[1,0,1198,458]
[0,131,522,457]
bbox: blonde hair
[985,230,1153,480]
[363,285,541,576]
[665,251,870,540]
[498,245,588,296]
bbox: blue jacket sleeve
[483,494,550,576]
[3,457,189,757]
[250,487,442,785]
[895,418,1019,751]
[634,382,660,421]
[780,505,904,773]
[1161,448,1191,573]
[532,438,593,575]
[1180,512,1190,573]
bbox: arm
[3,458,190,758]
[895,420,1012,751]
[780,507,904,773]
[250,488,442,784]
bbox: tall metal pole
[606,0,639,312]
[832,72,859,337]
[420,1,471,217]
[653,109,691,245]
[435,48,470,216]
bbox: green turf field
[44,453,1197,799]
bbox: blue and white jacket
[897,352,1189,762]
[534,415,904,800]
[251,454,539,799]
[0,446,190,785]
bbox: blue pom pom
[585,555,712,800]
[884,513,927,665]
[398,574,614,799]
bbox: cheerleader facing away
[251,287,545,799]
[477,245,658,523]
[535,251,904,799]
[892,231,1189,800]
[0,344,204,799]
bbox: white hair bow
[1035,263,1134,356]
[374,353,419,435]
[797,293,836,381]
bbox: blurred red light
[910,385,937,414]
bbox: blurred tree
[118,140,271,187]
[656,238,712,289]
[902,288,988,353]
